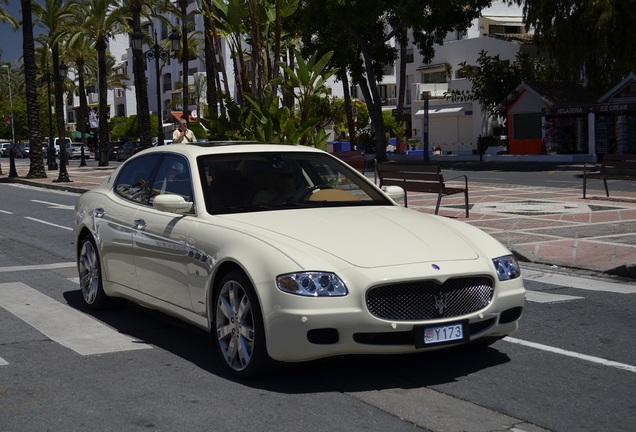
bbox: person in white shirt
[172,119,196,143]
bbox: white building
[412,2,532,155]
[359,1,532,155]
[65,3,233,137]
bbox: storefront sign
[543,102,636,116]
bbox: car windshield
[197,151,391,214]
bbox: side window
[150,155,193,202]
[114,155,162,204]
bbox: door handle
[94,208,105,218]
[133,219,147,229]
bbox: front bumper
[263,277,525,362]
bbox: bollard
[79,145,87,167]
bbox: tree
[294,0,491,162]
[200,0,219,118]
[68,0,129,166]
[121,0,152,149]
[176,0,190,118]
[446,49,558,133]
[0,0,18,176]
[34,0,75,179]
[63,33,94,145]
[21,0,47,178]
[511,0,636,93]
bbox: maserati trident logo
[434,291,448,315]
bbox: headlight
[493,255,521,281]
[277,272,348,297]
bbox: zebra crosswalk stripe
[0,282,151,356]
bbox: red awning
[169,111,197,123]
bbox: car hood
[224,206,480,268]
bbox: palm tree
[68,0,129,166]
[124,0,152,148]
[0,0,18,176]
[200,0,219,118]
[33,0,75,181]
[21,0,47,178]
[63,35,95,145]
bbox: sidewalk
[2,157,636,280]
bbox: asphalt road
[1,183,634,432]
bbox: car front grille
[366,277,494,321]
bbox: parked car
[153,139,172,147]
[42,142,58,157]
[0,143,11,157]
[53,137,72,157]
[107,141,123,161]
[116,141,142,161]
[67,142,93,160]
[74,142,526,379]
[22,144,30,158]
[2,143,25,158]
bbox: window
[456,66,481,79]
[513,113,542,140]
[114,155,162,204]
[422,71,447,83]
[489,25,523,34]
[405,48,414,64]
[150,155,193,203]
[163,73,172,92]
[455,30,467,40]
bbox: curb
[511,248,636,282]
[0,176,91,194]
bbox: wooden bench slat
[331,150,368,170]
[583,154,636,198]
[376,162,469,217]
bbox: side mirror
[153,194,193,213]
[383,185,406,205]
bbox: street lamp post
[2,64,17,177]
[420,91,430,161]
[53,62,71,183]
[132,29,179,147]
[46,63,58,170]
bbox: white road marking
[504,337,636,373]
[525,290,583,303]
[30,200,75,210]
[0,356,8,366]
[0,262,76,273]
[522,268,636,294]
[24,216,73,231]
[0,209,13,214]
[0,282,151,355]
[472,176,501,181]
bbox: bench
[583,154,636,198]
[332,150,371,172]
[376,162,469,217]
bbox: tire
[77,235,119,310]
[213,271,270,379]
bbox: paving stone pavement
[3,157,636,279]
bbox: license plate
[415,320,469,348]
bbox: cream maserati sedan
[74,142,525,378]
